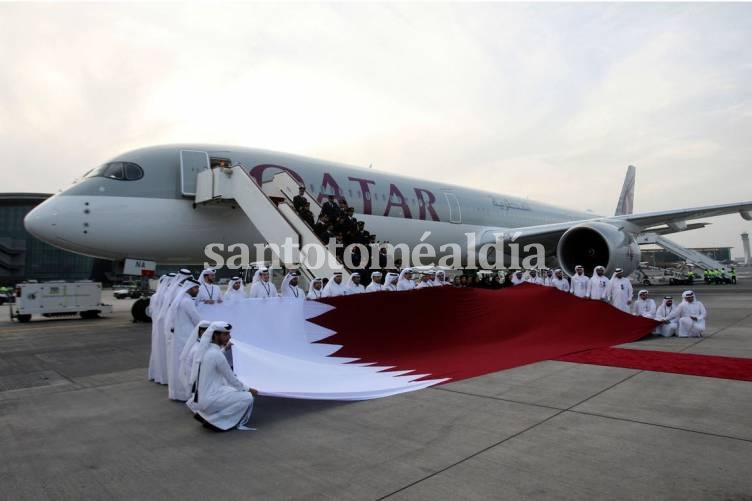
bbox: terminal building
[0,193,96,286]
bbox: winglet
[615,165,636,216]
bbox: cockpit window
[124,162,143,180]
[85,162,143,181]
[103,162,125,179]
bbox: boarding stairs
[637,232,724,270]
[194,166,349,281]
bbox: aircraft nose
[24,197,59,244]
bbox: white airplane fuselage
[25,144,592,266]
[28,143,751,275]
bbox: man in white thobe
[607,268,633,313]
[249,268,279,298]
[307,278,324,300]
[223,276,247,301]
[632,290,657,319]
[510,270,525,286]
[526,269,544,285]
[654,296,678,337]
[550,269,570,292]
[427,272,438,286]
[196,268,223,305]
[365,272,383,293]
[543,269,554,287]
[675,290,707,338]
[433,271,448,286]
[382,272,399,291]
[345,273,366,294]
[179,320,210,395]
[569,265,589,298]
[280,272,305,300]
[588,265,610,301]
[153,269,192,384]
[322,271,347,297]
[165,278,203,400]
[148,273,172,381]
[415,272,434,289]
[189,322,258,431]
[397,268,416,291]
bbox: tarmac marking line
[567,409,752,445]
[377,370,643,500]
[433,386,566,411]
[679,310,752,352]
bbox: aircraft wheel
[131,297,151,323]
[17,314,31,323]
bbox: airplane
[23,143,752,277]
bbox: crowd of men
[499,265,707,337]
[222,267,453,300]
[293,189,379,268]
[145,266,455,432]
[147,269,257,432]
[147,263,709,432]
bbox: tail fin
[614,165,636,216]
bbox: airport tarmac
[1,283,751,500]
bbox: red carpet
[313,285,658,382]
[557,347,752,382]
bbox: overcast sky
[1,3,750,255]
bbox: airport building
[0,193,95,285]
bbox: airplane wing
[614,201,752,229]
[482,200,752,247]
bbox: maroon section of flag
[313,285,658,383]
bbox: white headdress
[398,268,413,281]
[178,320,211,370]
[345,272,361,289]
[188,321,232,386]
[197,268,216,283]
[252,266,269,283]
[224,276,246,299]
[281,271,298,289]
[385,272,399,284]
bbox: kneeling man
[190,322,258,431]
[654,296,678,337]
[675,290,707,338]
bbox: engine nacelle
[556,222,640,277]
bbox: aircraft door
[180,150,210,196]
[443,191,462,224]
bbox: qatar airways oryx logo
[203,232,545,271]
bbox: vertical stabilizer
[615,165,636,216]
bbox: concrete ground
[1,284,751,500]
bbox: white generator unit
[10,281,113,323]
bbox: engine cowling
[556,222,640,277]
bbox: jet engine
[556,222,640,277]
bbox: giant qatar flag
[197,285,657,401]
